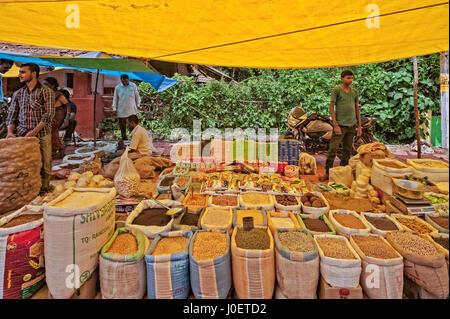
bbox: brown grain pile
[151,236,189,255]
[107,233,138,255]
[352,236,398,259]
[333,213,367,229]
[386,231,439,256]
[1,214,43,228]
[395,217,434,234]
[316,237,356,259]
[192,232,227,260]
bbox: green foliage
[101,54,442,144]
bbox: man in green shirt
[319,70,362,181]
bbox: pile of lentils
[278,232,316,253]
[235,228,270,250]
[386,231,438,256]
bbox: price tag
[243,217,254,231]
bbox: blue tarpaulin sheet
[0,50,177,92]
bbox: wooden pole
[413,57,421,158]
[93,69,100,147]
[440,52,449,149]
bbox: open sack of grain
[189,230,232,299]
[0,137,42,215]
[329,210,372,236]
[44,188,116,299]
[274,229,319,299]
[231,226,275,299]
[349,234,404,299]
[125,199,181,239]
[145,230,192,299]
[99,228,149,299]
[0,205,45,299]
[385,230,449,299]
[314,234,362,288]
[267,211,302,234]
[360,212,404,236]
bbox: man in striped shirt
[6,63,56,194]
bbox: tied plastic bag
[114,147,141,198]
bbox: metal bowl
[392,179,426,199]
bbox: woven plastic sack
[0,205,45,299]
[349,234,404,299]
[274,229,319,299]
[231,226,275,299]
[145,230,192,299]
[99,228,148,299]
[189,230,232,299]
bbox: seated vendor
[127,114,154,156]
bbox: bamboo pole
[93,69,100,147]
[413,57,421,158]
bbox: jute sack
[44,188,116,299]
[386,231,449,299]
[274,229,319,299]
[99,228,149,299]
[0,205,45,299]
[0,137,42,214]
[349,234,404,299]
[231,226,275,299]
[314,234,362,288]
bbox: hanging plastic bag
[114,147,141,198]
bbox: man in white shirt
[112,74,141,149]
[127,114,154,156]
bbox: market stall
[0,139,448,299]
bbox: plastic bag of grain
[0,205,45,299]
[349,234,404,299]
[114,147,141,198]
[126,199,181,239]
[189,230,231,299]
[329,210,371,236]
[267,211,301,234]
[145,230,192,299]
[329,165,353,188]
[386,230,449,299]
[99,228,149,299]
[231,226,275,299]
[274,229,319,299]
[44,188,116,299]
[360,212,404,236]
[314,234,362,288]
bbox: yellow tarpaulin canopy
[2,64,63,78]
[0,0,448,68]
